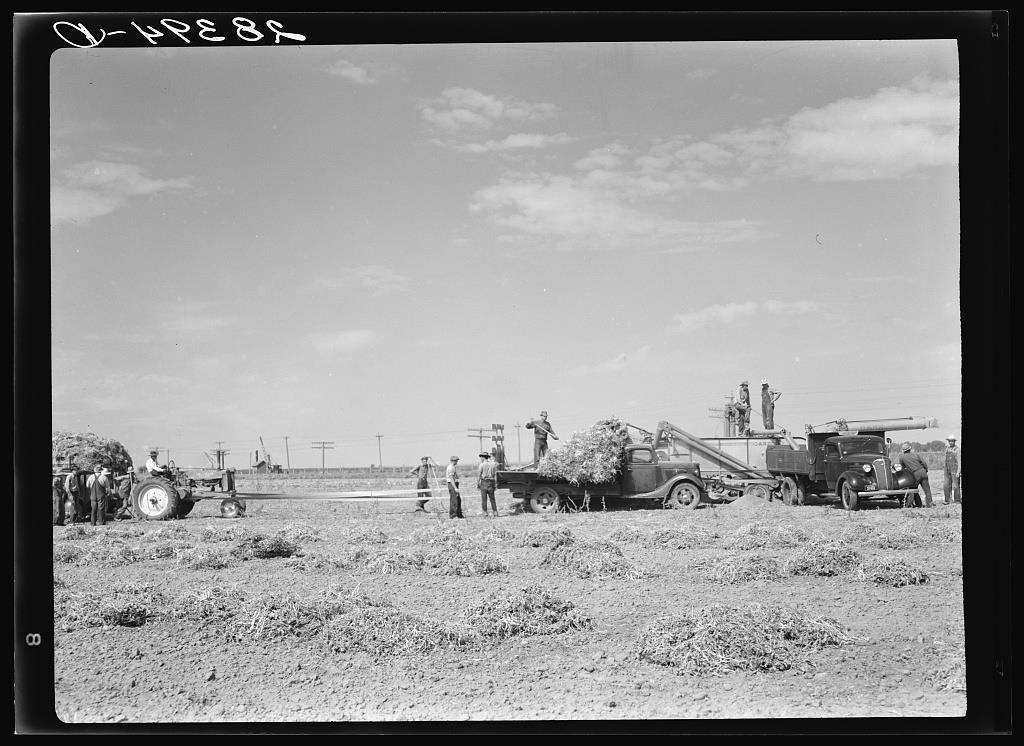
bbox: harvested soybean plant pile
[537,417,631,484]
[53,477,966,723]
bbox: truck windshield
[839,439,885,457]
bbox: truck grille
[873,459,893,490]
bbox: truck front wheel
[665,482,701,509]
[840,482,859,511]
[528,486,561,514]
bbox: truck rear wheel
[665,481,701,509]
[130,478,179,520]
[840,482,859,511]
[528,486,560,514]
[781,477,802,507]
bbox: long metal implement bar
[227,487,448,502]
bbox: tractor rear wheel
[528,486,561,514]
[130,478,179,520]
[664,481,702,509]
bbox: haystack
[52,431,133,472]
[537,418,631,485]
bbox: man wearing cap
[445,456,464,519]
[409,456,432,512]
[897,442,933,508]
[477,452,499,517]
[760,379,782,430]
[733,381,752,435]
[943,435,962,504]
[526,411,559,467]
[85,466,113,526]
[145,449,169,477]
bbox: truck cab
[767,433,920,510]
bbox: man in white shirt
[445,456,464,519]
[145,448,169,477]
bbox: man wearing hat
[733,381,752,436]
[943,435,962,504]
[145,448,169,477]
[445,456,464,519]
[85,466,113,526]
[760,378,782,430]
[526,411,559,467]
[897,442,933,508]
[477,452,499,517]
[409,456,432,512]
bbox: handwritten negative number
[56,18,305,48]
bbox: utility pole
[312,441,335,474]
[467,427,488,452]
[707,395,737,437]
[515,422,522,465]
[283,436,291,474]
[375,433,383,470]
[214,441,230,470]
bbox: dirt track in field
[53,482,966,724]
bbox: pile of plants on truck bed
[537,417,631,485]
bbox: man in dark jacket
[897,442,933,507]
[526,411,559,466]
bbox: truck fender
[839,471,869,492]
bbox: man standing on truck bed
[734,382,752,435]
[761,378,782,430]
[526,410,559,466]
[943,435,962,504]
[898,442,933,507]
[446,456,464,519]
[409,456,432,512]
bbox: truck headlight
[862,464,872,473]
[893,463,903,472]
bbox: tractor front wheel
[220,498,246,518]
[130,478,180,521]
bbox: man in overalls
[409,456,432,512]
[761,378,782,430]
[943,435,962,504]
[86,466,113,526]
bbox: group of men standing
[408,451,499,519]
[733,379,782,435]
[894,435,962,507]
[52,464,116,526]
[408,410,555,519]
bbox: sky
[49,39,962,470]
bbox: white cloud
[673,300,817,333]
[326,59,377,86]
[420,87,559,132]
[569,345,653,376]
[309,329,376,353]
[453,132,575,153]
[51,160,192,225]
[471,175,759,252]
[574,143,633,170]
[313,265,410,294]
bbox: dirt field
[53,475,966,723]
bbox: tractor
[128,462,240,520]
